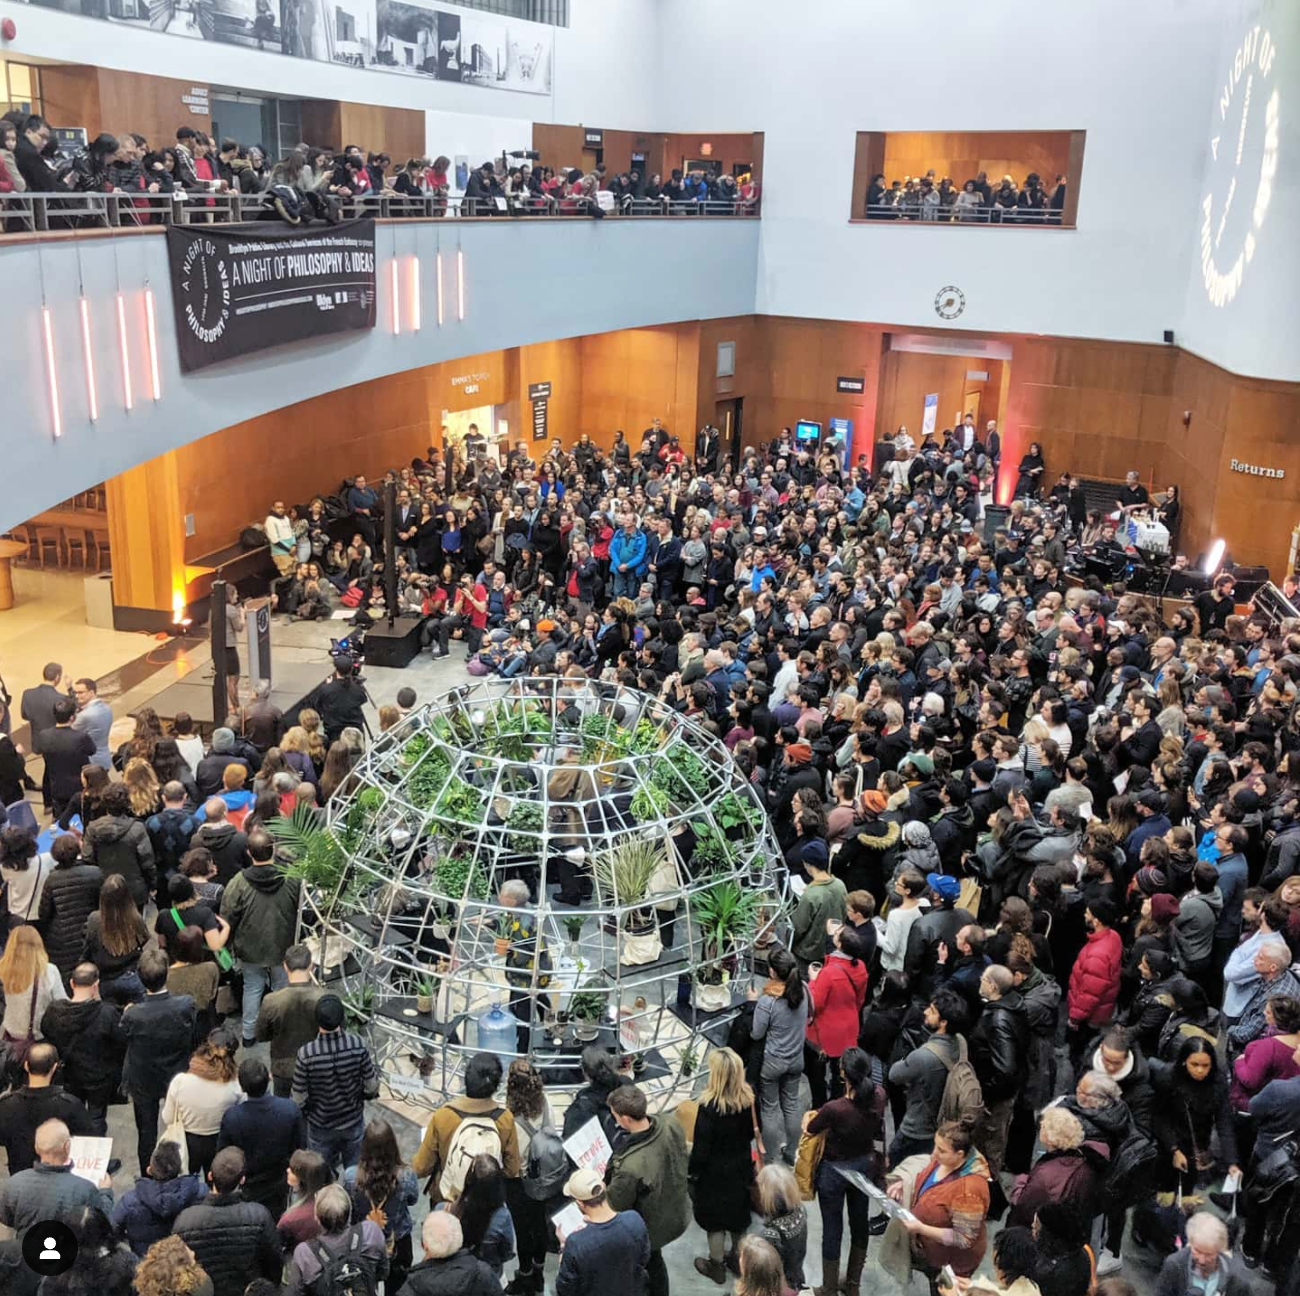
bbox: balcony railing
[0,189,759,234]
[860,201,1067,226]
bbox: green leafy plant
[592,839,664,911]
[691,879,762,960]
[568,981,607,1024]
[715,790,763,835]
[434,854,489,902]
[680,1041,700,1077]
[433,777,484,824]
[630,782,670,823]
[342,983,375,1031]
[482,704,554,761]
[267,804,348,896]
[506,800,545,854]
[691,825,734,872]
[630,718,665,755]
[562,915,585,942]
[652,744,710,804]
[400,732,433,767]
[579,713,631,761]
[407,750,453,810]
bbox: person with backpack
[343,1119,420,1294]
[413,1052,521,1203]
[886,987,973,1166]
[283,1182,388,1296]
[504,1059,563,1295]
[145,780,200,908]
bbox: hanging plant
[434,854,489,902]
[506,800,545,854]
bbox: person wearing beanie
[790,842,847,972]
[196,727,246,799]
[903,873,976,1000]
[768,728,823,852]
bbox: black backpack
[148,808,197,875]
[519,1116,570,1202]
[308,1225,380,1296]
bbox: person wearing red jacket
[1067,899,1122,1076]
[805,924,870,1108]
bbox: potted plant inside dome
[415,976,436,1015]
[592,839,666,966]
[506,800,545,855]
[691,879,761,1011]
[568,982,607,1042]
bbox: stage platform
[145,660,333,728]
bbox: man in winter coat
[0,1118,114,1233]
[195,727,255,798]
[1090,1029,1156,1132]
[220,830,301,1046]
[930,778,976,872]
[1170,862,1222,982]
[968,965,1029,1173]
[399,1211,502,1296]
[934,924,991,1012]
[1154,1212,1250,1296]
[887,986,968,1165]
[111,1138,208,1257]
[39,964,125,1134]
[81,782,156,908]
[554,1168,651,1296]
[604,1083,688,1296]
[1067,900,1123,1074]
[218,1056,305,1218]
[904,873,976,1001]
[0,1044,94,1174]
[789,842,847,970]
[1008,943,1063,1117]
[174,1146,282,1296]
[146,781,200,904]
[609,515,647,600]
[255,943,327,1097]
[193,799,249,886]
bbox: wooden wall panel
[338,102,425,164]
[663,132,759,179]
[106,451,185,613]
[532,123,586,173]
[38,66,103,140]
[881,130,1072,187]
[40,68,212,147]
[301,101,343,150]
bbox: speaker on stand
[211,577,229,730]
[982,504,1011,545]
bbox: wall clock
[934,286,965,320]
[1200,24,1279,308]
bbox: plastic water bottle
[476,1004,517,1055]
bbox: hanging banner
[166,220,377,373]
[921,392,939,440]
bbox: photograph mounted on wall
[18,0,554,95]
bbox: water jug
[476,1004,518,1055]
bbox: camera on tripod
[329,638,366,683]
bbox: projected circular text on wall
[1200,24,1280,308]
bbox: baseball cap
[564,1168,605,1203]
[926,872,961,902]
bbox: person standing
[111,1140,209,1258]
[0,1042,94,1173]
[81,783,157,910]
[399,1211,503,1296]
[555,1168,651,1296]
[0,1118,114,1230]
[21,662,66,811]
[689,1047,756,1284]
[217,1058,305,1219]
[40,963,125,1135]
[604,1083,689,1296]
[37,836,104,984]
[343,1118,421,1293]
[805,925,871,1110]
[265,501,296,578]
[789,842,847,972]
[220,829,300,1046]
[121,946,199,1177]
[291,993,379,1173]
[750,947,809,1167]
[71,676,113,770]
[160,1029,243,1180]
[255,942,326,1096]
[39,698,96,819]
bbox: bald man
[0,1118,113,1231]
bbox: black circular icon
[22,1220,77,1277]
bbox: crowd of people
[0,115,758,227]
[1,411,1299,1296]
[864,169,1068,223]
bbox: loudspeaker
[983,504,1010,544]
[1163,329,1176,345]
[1230,565,1270,601]
[210,578,229,729]
[364,616,424,668]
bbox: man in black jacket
[40,698,95,818]
[312,657,368,743]
[39,965,124,1135]
[0,1044,94,1173]
[174,1146,282,1296]
[121,947,198,1175]
[14,115,73,193]
[904,873,976,1000]
[967,965,1029,1173]
[20,662,66,811]
[196,727,257,798]
[217,1057,305,1219]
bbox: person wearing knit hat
[1135,864,1170,896]
[790,839,847,971]
[902,751,935,778]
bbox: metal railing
[0,188,759,234]
[862,202,1066,226]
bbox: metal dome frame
[287,676,792,1110]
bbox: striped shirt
[291,1029,379,1130]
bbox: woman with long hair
[83,873,149,1004]
[806,1047,882,1296]
[1151,1036,1239,1195]
[152,738,200,804]
[297,709,329,775]
[734,1236,792,1296]
[160,1027,241,1179]
[755,1163,808,1290]
[504,1059,555,1295]
[805,925,871,1111]
[0,823,53,934]
[279,1148,334,1249]
[319,740,358,802]
[343,1118,420,1292]
[449,1153,516,1276]
[132,1234,212,1296]
[114,706,163,771]
[123,756,163,818]
[0,924,65,1066]
[690,1047,757,1283]
[280,725,317,782]
[751,946,809,1167]
[58,763,111,830]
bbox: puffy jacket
[39,996,125,1104]
[605,1114,689,1250]
[220,864,302,967]
[904,905,976,1000]
[81,814,156,908]
[807,952,869,1057]
[173,1191,282,1296]
[968,991,1030,1103]
[1017,967,1062,1111]
[37,862,105,981]
[112,1172,209,1256]
[399,1250,503,1296]
[609,528,648,577]
[1170,888,1222,971]
[1067,925,1122,1027]
[1006,1142,1108,1228]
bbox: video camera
[329,639,365,682]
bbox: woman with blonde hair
[297,708,329,774]
[134,1234,213,1296]
[735,1235,793,1296]
[1006,1106,1102,1227]
[0,924,65,1067]
[755,1163,808,1289]
[160,1026,241,1178]
[280,725,316,782]
[689,1046,756,1283]
[123,755,163,818]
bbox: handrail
[858,202,1066,226]
[0,189,760,235]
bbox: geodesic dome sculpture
[277,676,791,1109]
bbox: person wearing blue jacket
[609,516,647,600]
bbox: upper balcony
[0,211,760,532]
